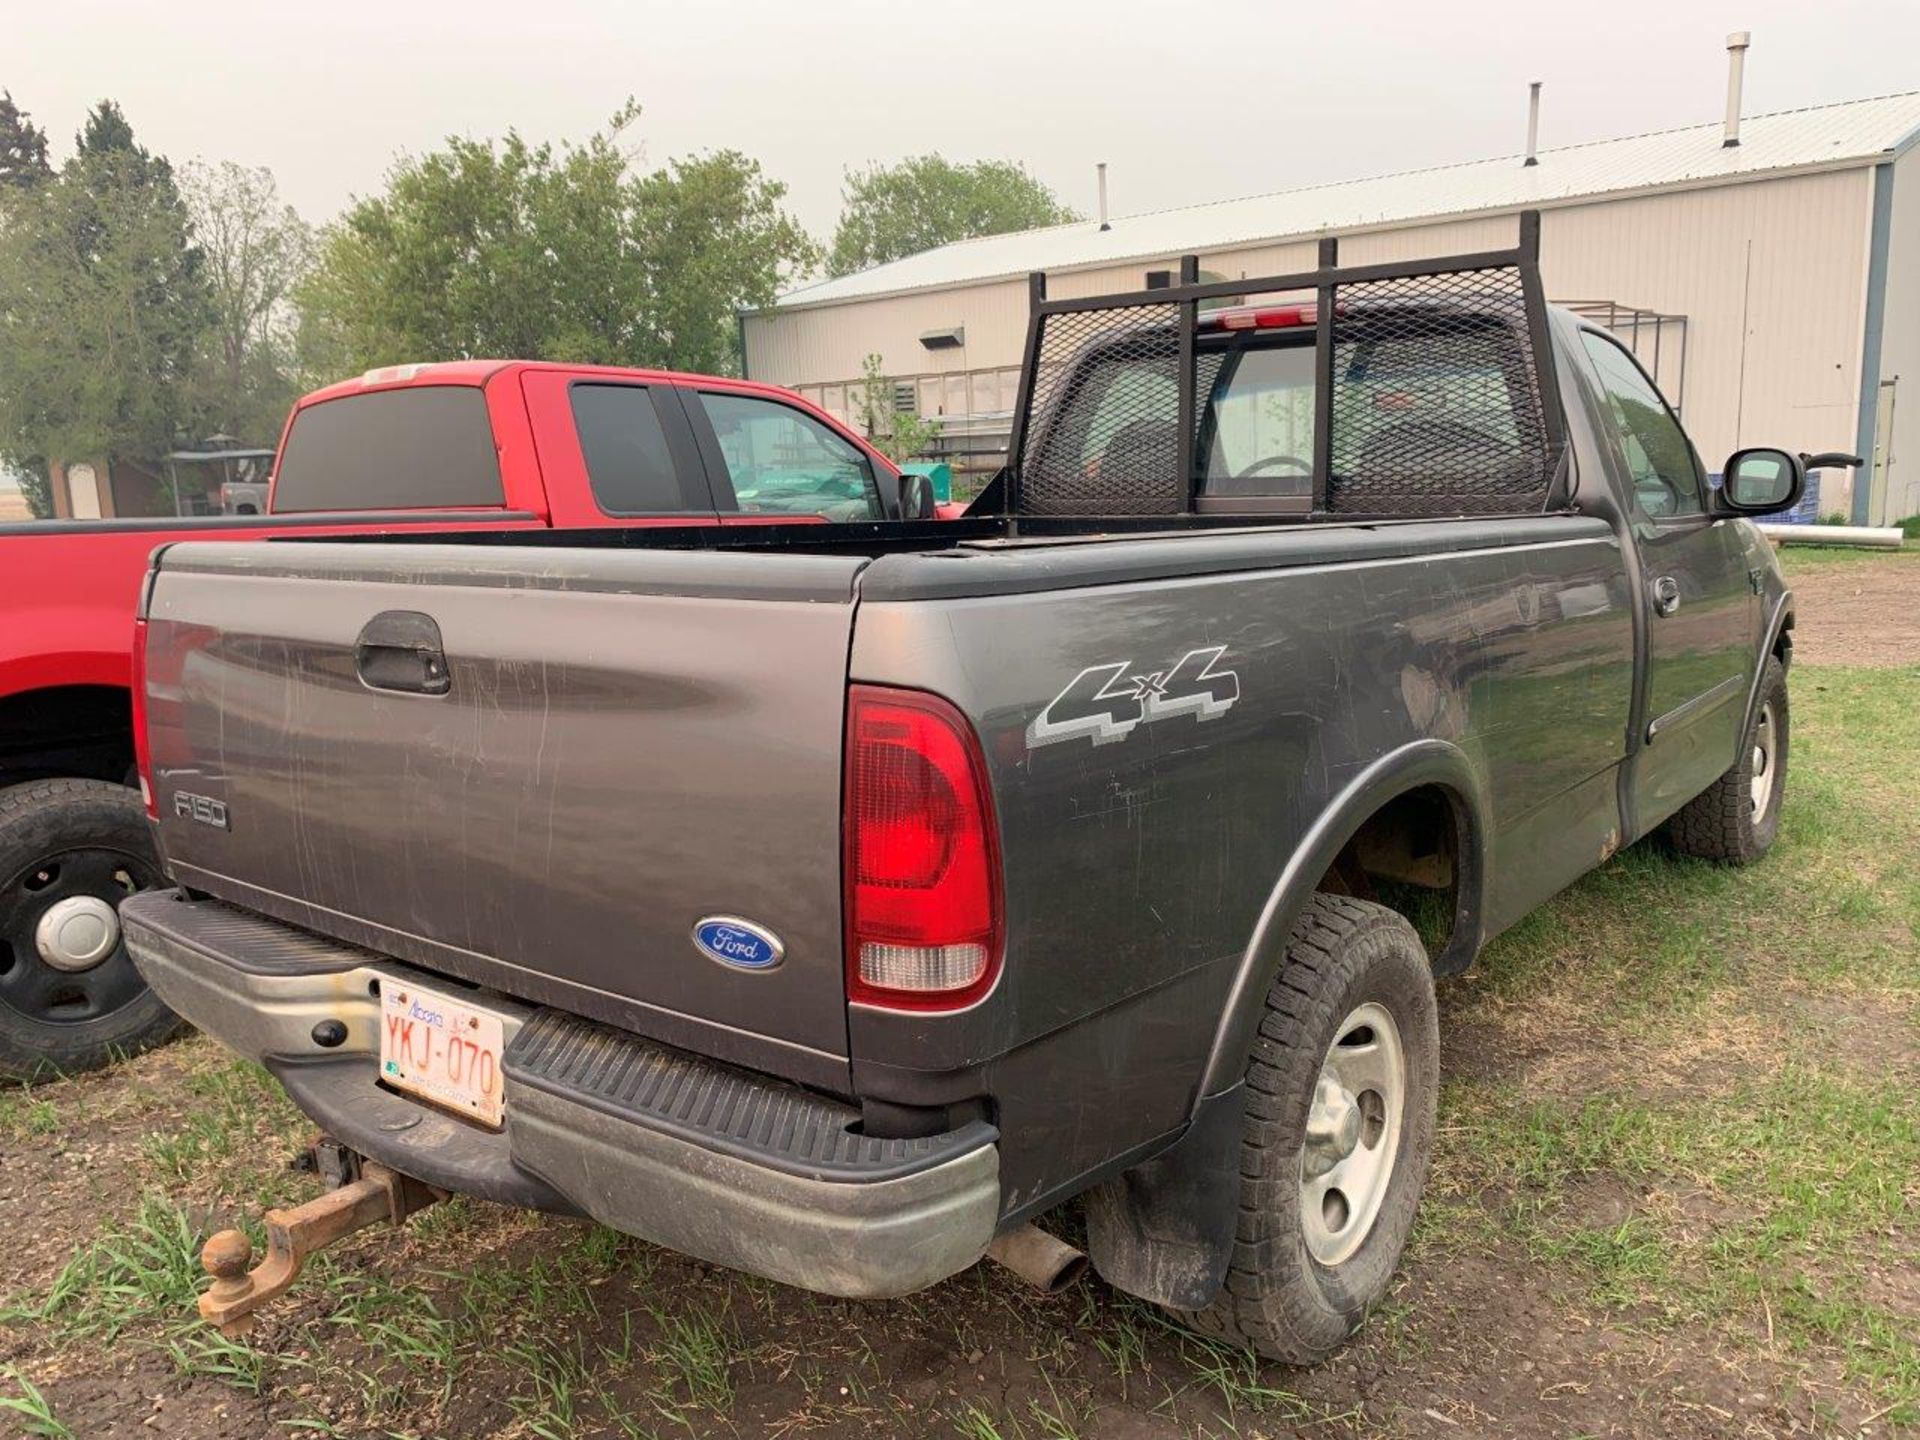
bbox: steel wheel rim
[1749,701,1777,822]
[0,845,158,1029]
[1300,1001,1406,1267]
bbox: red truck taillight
[844,685,1003,1011]
[131,617,157,819]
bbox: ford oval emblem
[692,916,785,972]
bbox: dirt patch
[1783,989,1920,1086]
[1559,1173,1643,1231]
[1782,554,1920,667]
[1345,1237,1857,1440]
[1441,979,1790,1110]
[1,1048,201,1296]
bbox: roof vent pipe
[1723,31,1750,147]
[1524,81,1542,167]
[1097,162,1110,231]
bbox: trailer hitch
[198,1152,439,1335]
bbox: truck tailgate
[141,540,865,1090]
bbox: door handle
[355,611,451,695]
[1650,576,1682,618]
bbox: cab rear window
[272,385,503,512]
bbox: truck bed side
[844,513,1632,1217]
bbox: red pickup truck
[0,360,914,1081]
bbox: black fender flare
[1086,739,1489,1309]
[1198,737,1490,1098]
[1743,589,1794,734]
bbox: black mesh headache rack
[986,209,1570,524]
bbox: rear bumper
[121,890,999,1298]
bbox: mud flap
[1084,1082,1244,1309]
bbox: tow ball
[198,1143,439,1335]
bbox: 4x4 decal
[1026,646,1241,749]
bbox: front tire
[0,779,184,1084]
[1667,656,1788,864]
[1176,893,1439,1364]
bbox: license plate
[379,979,507,1128]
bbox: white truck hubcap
[1749,702,1777,821]
[1300,1001,1406,1267]
[35,895,122,973]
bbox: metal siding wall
[1536,171,1872,482]
[1876,148,1920,522]
[751,169,1873,487]
[743,280,1028,391]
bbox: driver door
[1578,331,1756,831]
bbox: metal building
[745,72,1920,523]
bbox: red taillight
[844,685,1003,1011]
[130,617,157,818]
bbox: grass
[1425,660,1920,1422]
[1775,535,1920,572]
[0,1367,73,1440]
[646,1304,737,1415]
[0,1093,62,1140]
[14,1192,212,1340]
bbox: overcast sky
[12,0,1920,243]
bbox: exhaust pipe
[985,1223,1088,1293]
[1097,162,1111,232]
[1524,81,1542,167]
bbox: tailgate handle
[355,611,451,696]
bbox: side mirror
[1719,447,1804,515]
[899,472,937,521]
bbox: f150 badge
[172,791,230,830]
[1027,646,1241,749]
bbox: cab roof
[295,359,773,408]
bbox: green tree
[855,353,939,464]
[0,90,55,514]
[627,149,818,375]
[827,156,1078,278]
[182,161,312,443]
[295,103,816,382]
[0,91,51,191]
[10,461,52,519]
[76,99,141,160]
[0,102,210,493]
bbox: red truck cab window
[274,386,504,512]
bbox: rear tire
[1175,892,1438,1364]
[1666,657,1788,865]
[0,779,184,1084]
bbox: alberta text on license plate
[379,980,507,1128]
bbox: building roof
[773,91,1920,312]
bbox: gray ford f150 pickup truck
[123,215,1829,1360]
